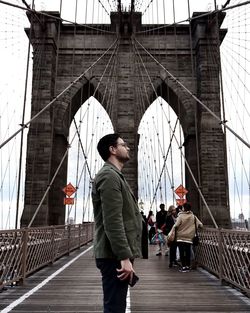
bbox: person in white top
[174,202,203,272]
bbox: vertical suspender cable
[66,0,78,224]
[15,0,35,229]
[73,0,85,224]
[171,0,178,197]
[160,102,167,204]
[80,0,89,223]
[161,0,166,204]
[214,0,231,214]
[162,0,170,205]
[74,87,84,223]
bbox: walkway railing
[1,225,250,297]
[197,227,250,297]
[0,223,94,289]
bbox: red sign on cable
[176,198,187,206]
[174,184,188,198]
[64,197,75,205]
[62,182,76,197]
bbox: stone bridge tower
[21,10,231,228]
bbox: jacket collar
[104,161,124,177]
[179,211,192,215]
[104,162,138,204]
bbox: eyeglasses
[116,142,129,148]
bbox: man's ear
[109,145,116,155]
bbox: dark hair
[176,205,183,214]
[183,202,191,211]
[159,203,165,209]
[147,210,153,219]
[97,133,120,161]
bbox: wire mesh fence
[196,227,250,297]
[0,222,94,289]
[1,224,249,298]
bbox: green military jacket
[92,162,142,260]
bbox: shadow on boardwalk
[0,244,250,312]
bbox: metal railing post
[21,228,28,285]
[78,224,81,249]
[51,226,55,264]
[67,225,71,255]
[86,223,89,243]
[218,228,223,284]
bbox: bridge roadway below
[1,244,250,313]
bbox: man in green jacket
[92,133,142,313]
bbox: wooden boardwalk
[1,244,250,313]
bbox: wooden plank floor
[1,244,250,312]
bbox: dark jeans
[169,241,177,264]
[178,242,192,267]
[96,258,129,313]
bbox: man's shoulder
[96,163,121,178]
[94,163,123,188]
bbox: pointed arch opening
[138,96,185,216]
[66,96,113,224]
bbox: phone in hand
[128,273,139,287]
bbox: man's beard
[116,154,130,163]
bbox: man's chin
[118,156,130,163]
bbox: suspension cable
[136,0,250,34]
[69,38,119,221]
[15,0,35,229]
[0,0,115,34]
[27,127,79,227]
[150,118,179,207]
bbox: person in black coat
[165,205,178,267]
[155,203,167,256]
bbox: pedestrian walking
[174,202,203,272]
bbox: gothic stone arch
[21,11,231,227]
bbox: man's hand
[116,258,134,282]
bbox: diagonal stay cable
[72,38,119,169]
[73,119,92,180]
[162,104,219,228]
[71,40,119,183]
[100,39,119,117]
[221,54,250,142]
[227,145,244,216]
[97,0,110,16]
[150,118,179,208]
[134,36,250,149]
[221,47,250,119]
[91,39,119,100]
[0,38,118,150]
[27,125,80,227]
[132,36,177,204]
